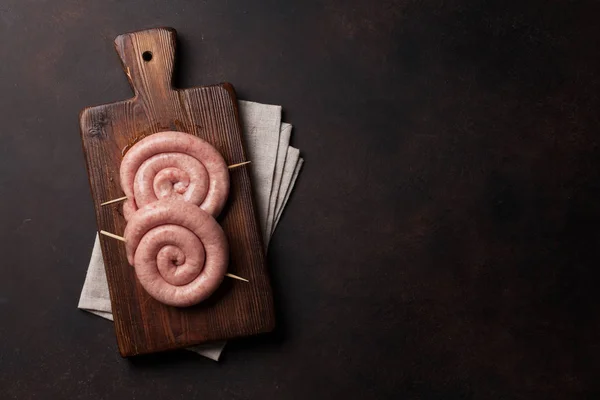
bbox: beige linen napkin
[266,123,291,245]
[78,100,303,361]
[274,148,303,231]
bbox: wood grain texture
[79,27,274,356]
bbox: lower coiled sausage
[124,198,229,307]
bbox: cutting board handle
[114,27,177,100]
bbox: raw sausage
[120,131,230,220]
[124,198,229,307]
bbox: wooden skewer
[99,231,249,283]
[100,161,251,206]
[100,196,128,206]
[225,273,249,282]
[228,160,251,169]
[100,230,126,242]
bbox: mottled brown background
[1,1,599,399]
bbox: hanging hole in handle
[142,51,153,62]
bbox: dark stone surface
[1,0,599,398]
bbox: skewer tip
[228,160,252,170]
[100,196,128,206]
[225,273,249,282]
[100,230,126,242]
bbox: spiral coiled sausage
[124,199,229,307]
[120,131,230,220]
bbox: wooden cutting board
[79,27,275,357]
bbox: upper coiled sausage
[120,131,230,220]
